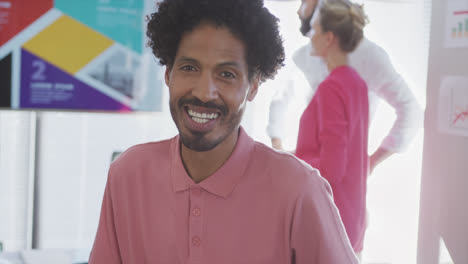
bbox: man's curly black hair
[146,0,285,82]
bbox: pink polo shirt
[89,128,358,263]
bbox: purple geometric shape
[20,48,131,112]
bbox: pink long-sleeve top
[89,127,358,263]
[295,65,369,252]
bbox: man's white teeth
[192,117,210,124]
[188,109,219,122]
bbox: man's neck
[180,128,240,183]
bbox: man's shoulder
[111,137,175,169]
[252,142,328,190]
[106,137,176,185]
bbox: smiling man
[88,0,358,263]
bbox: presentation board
[0,0,163,112]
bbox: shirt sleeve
[357,40,423,153]
[89,168,122,264]
[314,81,349,184]
[290,174,358,264]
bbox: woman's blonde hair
[319,0,368,52]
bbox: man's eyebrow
[216,61,242,69]
[175,56,200,65]
[176,56,243,69]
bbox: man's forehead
[175,24,248,67]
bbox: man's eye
[220,71,235,79]
[181,65,195,71]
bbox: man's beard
[179,113,241,152]
[299,13,314,36]
[171,96,242,152]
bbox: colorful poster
[438,75,468,137]
[0,0,162,112]
[444,0,468,48]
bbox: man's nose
[192,73,218,102]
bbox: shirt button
[192,208,201,216]
[192,236,201,247]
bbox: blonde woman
[294,0,369,256]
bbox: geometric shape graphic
[54,0,143,53]
[22,15,114,74]
[20,48,130,111]
[0,0,53,46]
[0,52,12,107]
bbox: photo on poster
[77,44,163,112]
[88,49,140,100]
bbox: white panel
[35,111,176,249]
[0,111,35,251]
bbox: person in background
[294,0,369,257]
[89,0,359,263]
[269,0,423,175]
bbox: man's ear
[247,77,260,101]
[164,65,172,86]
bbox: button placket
[189,187,205,259]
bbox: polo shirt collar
[171,127,254,198]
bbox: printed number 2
[32,60,46,80]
